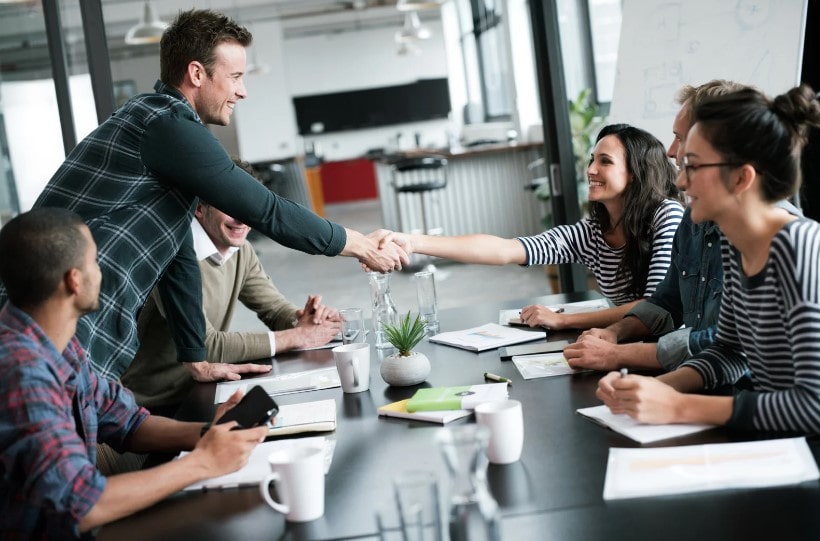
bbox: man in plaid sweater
[0,9,405,382]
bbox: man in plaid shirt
[0,9,406,382]
[0,208,267,540]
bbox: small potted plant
[380,311,431,386]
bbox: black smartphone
[498,340,571,360]
[506,317,531,328]
[216,385,279,429]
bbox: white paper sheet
[498,298,611,325]
[512,352,588,379]
[215,367,340,404]
[577,405,715,444]
[603,437,820,500]
[180,436,335,491]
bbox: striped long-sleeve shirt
[517,199,684,305]
[681,218,820,432]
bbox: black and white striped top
[517,199,684,305]
[681,218,820,432]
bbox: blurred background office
[0,0,816,315]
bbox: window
[454,0,512,123]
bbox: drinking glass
[340,308,367,345]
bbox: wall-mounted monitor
[293,78,451,135]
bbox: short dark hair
[160,9,252,87]
[692,83,820,202]
[589,123,681,299]
[0,208,87,308]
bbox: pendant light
[125,1,168,45]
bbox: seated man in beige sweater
[123,183,341,414]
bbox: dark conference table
[98,292,820,541]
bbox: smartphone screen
[216,385,279,429]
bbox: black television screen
[293,78,451,135]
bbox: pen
[620,368,628,378]
[554,308,565,314]
[484,372,512,386]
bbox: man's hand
[294,294,340,325]
[519,304,567,330]
[191,418,267,478]
[293,319,342,349]
[578,327,618,343]
[564,334,621,371]
[183,361,271,382]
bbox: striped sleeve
[736,220,820,432]
[642,199,684,297]
[517,220,597,267]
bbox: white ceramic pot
[380,351,431,386]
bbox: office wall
[282,21,451,161]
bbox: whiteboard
[609,0,808,145]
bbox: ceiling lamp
[395,12,432,42]
[125,1,168,45]
[397,0,447,10]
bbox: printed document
[512,352,588,379]
[215,367,340,403]
[603,437,820,500]
[577,405,715,444]
[498,298,610,325]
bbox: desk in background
[98,291,820,541]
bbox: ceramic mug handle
[349,357,359,388]
[260,472,289,514]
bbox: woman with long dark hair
[597,84,820,432]
[373,123,684,330]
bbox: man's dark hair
[160,9,252,87]
[0,208,87,308]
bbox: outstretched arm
[369,229,527,265]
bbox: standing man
[124,166,342,413]
[0,208,266,539]
[0,9,406,382]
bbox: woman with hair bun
[597,84,820,433]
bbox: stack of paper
[215,367,340,403]
[378,399,472,424]
[577,405,715,444]
[268,399,337,437]
[498,298,611,326]
[512,352,586,379]
[603,437,820,500]
[429,323,542,352]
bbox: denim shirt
[627,208,722,369]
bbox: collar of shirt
[191,218,240,265]
[0,302,84,386]
[153,79,202,124]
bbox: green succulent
[383,311,426,356]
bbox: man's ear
[187,61,207,88]
[194,203,206,221]
[64,268,81,296]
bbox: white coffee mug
[474,399,524,464]
[259,445,325,522]
[332,342,371,393]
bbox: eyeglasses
[681,156,742,183]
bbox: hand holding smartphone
[216,385,279,430]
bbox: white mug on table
[259,444,325,522]
[474,399,524,464]
[332,342,371,393]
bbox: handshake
[357,229,415,273]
